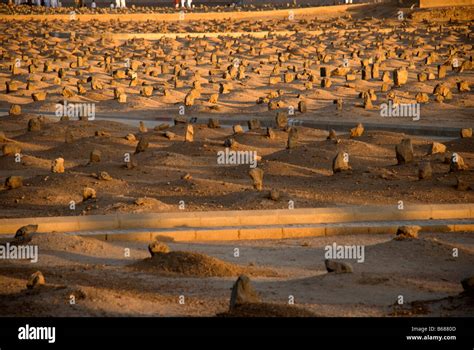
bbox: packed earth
[0,1,473,317]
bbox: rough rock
[268,189,280,201]
[125,133,136,141]
[415,92,429,103]
[450,153,468,172]
[9,104,21,116]
[148,241,170,257]
[185,124,194,142]
[139,121,148,133]
[248,119,261,130]
[14,224,38,244]
[2,143,21,156]
[135,137,149,154]
[396,139,414,164]
[98,171,113,181]
[430,142,446,154]
[457,81,470,92]
[51,158,65,173]
[395,225,420,240]
[275,112,288,128]
[418,161,432,180]
[27,271,45,290]
[83,187,96,201]
[90,149,101,163]
[287,127,298,149]
[5,176,23,189]
[165,131,176,140]
[350,123,364,138]
[249,168,264,191]
[327,129,337,140]
[325,259,353,273]
[266,127,275,140]
[229,275,261,310]
[393,67,408,86]
[332,151,351,173]
[461,276,474,295]
[208,118,220,129]
[233,125,244,134]
[28,118,41,132]
[460,128,472,138]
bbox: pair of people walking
[175,0,192,9]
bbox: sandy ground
[0,114,473,218]
[0,4,472,123]
[0,231,473,316]
[0,2,473,218]
[0,2,473,318]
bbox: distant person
[180,0,185,8]
[91,0,96,8]
[115,0,125,8]
[174,0,179,8]
[110,1,114,8]
[186,0,192,8]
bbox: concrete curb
[17,220,474,242]
[0,204,473,237]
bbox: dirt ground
[0,2,473,318]
[0,114,473,218]
[0,2,473,218]
[0,231,473,316]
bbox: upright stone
[437,65,447,79]
[28,118,41,132]
[350,123,364,138]
[5,176,23,189]
[135,137,149,154]
[418,161,432,179]
[185,124,194,142]
[287,127,298,149]
[395,139,414,164]
[229,275,260,310]
[51,158,65,173]
[332,151,351,173]
[248,119,261,130]
[393,68,408,86]
[298,100,307,113]
[275,112,287,129]
[90,149,101,163]
[9,104,21,116]
[248,168,264,191]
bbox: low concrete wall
[419,0,474,8]
[0,0,366,6]
[0,204,473,236]
[0,3,367,21]
[75,221,474,242]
